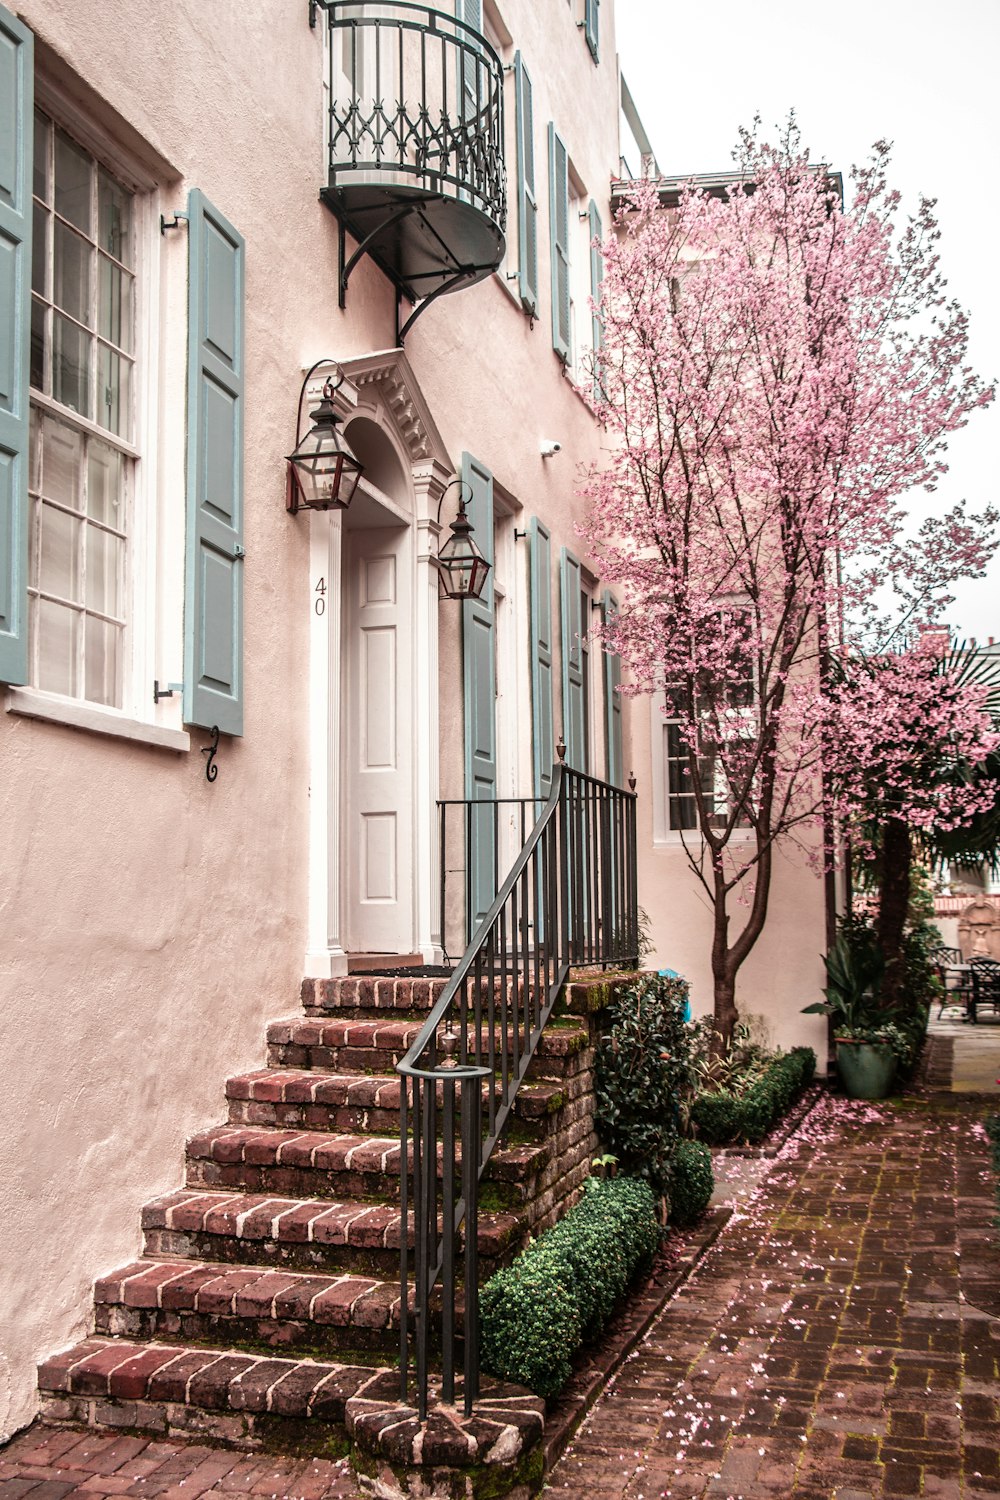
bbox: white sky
[615,0,1000,645]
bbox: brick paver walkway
[3,1063,998,1499]
[547,1089,1000,1499]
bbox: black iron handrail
[319,0,506,231]
[437,794,546,959]
[398,763,638,1418]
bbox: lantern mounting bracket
[286,359,364,514]
[433,478,491,601]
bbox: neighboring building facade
[0,0,827,1439]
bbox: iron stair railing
[397,762,638,1418]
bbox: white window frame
[7,74,188,752]
[651,610,758,845]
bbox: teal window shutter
[602,589,623,787]
[529,517,554,799]
[560,546,587,771]
[461,453,497,934]
[184,190,245,737]
[548,124,570,362]
[514,53,538,318]
[584,0,600,61]
[588,199,603,401]
[0,4,33,686]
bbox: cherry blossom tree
[825,642,1000,1009]
[584,118,997,1048]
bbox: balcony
[314,1,507,339]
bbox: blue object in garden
[659,968,691,1022]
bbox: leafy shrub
[594,972,694,1196]
[686,1016,773,1096]
[479,1177,658,1398]
[690,1047,816,1145]
[668,1140,714,1226]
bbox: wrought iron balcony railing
[312,1,507,339]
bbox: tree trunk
[877,815,912,1012]
[710,891,738,1061]
[711,970,738,1062]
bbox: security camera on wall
[540,439,562,457]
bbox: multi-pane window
[663,612,756,833]
[29,110,136,708]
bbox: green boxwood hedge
[479,1176,658,1398]
[668,1139,714,1226]
[690,1046,816,1146]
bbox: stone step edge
[95,1258,406,1328]
[225,1068,568,1117]
[141,1189,524,1252]
[37,1337,390,1422]
[266,1016,590,1057]
[184,1124,550,1180]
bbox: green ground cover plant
[689,1047,816,1145]
[479,1176,658,1398]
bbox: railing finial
[628,771,637,791]
[556,738,566,764]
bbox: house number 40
[314,578,326,616]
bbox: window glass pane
[54,130,92,234]
[53,313,92,417]
[97,345,131,438]
[86,440,124,529]
[32,201,47,296]
[98,256,132,351]
[37,598,79,697]
[40,414,83,511]
[33,111,49,202]
[28,500,39,588]
[28,405,41,493]
[30,298,45,391]
[53,219,93,326]
[86,525,123,619]
[39,503,83,603]
[85,616,122,707]
[98,170,132,267]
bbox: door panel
[344,526,413,952]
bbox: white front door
[342,521,414,954]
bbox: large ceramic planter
[835,1038,897,1100]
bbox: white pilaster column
[412,461,451,964]
[305,508,348,977]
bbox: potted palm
[803,933,898,1099]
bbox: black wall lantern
[435,480,491,601]
[286,360,364,514]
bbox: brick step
[94,1258,408,1356]
[226,1068,569,1139]
[266,1015,591,1076]
[301,975,449,1016]
[38,1336,395,1450]
[184,1124,550,1204]
[142,1189,525,1278]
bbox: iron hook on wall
[202,726,220,783]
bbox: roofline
[611,167,845,212]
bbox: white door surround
[304,351,452,977]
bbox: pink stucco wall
[1,0,827,1440]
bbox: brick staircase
[37,974,599,1454]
